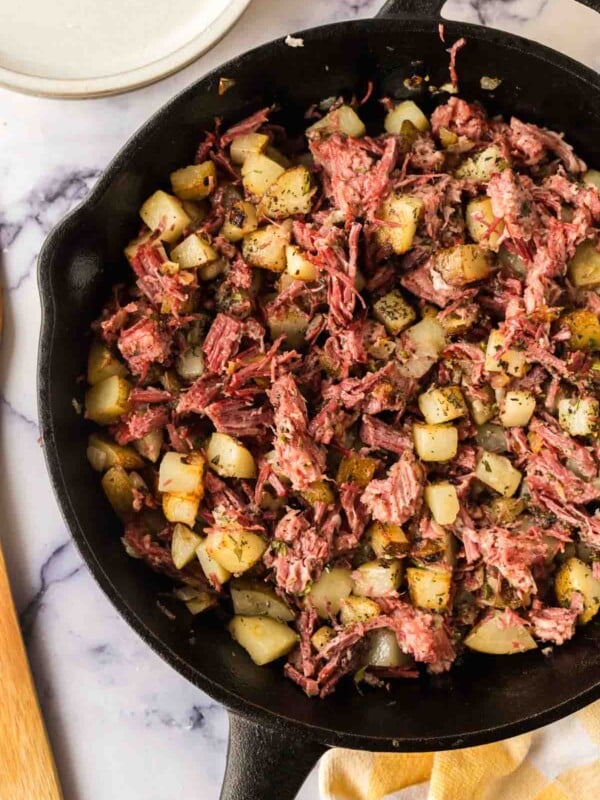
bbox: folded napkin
[320,699,600,800]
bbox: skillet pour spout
[37,1,600,798]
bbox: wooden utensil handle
[0,543,64,800]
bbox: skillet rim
[38,15,600,750]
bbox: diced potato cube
[352,559,403,597]
[163,493,200,526]
[171,523,203,569]
[485,330,528,377]
[489,497,526,525]
[558,397,599,437]
[205,530,267,574]
[170,161,217,201]
[242,152,285,196]
[475,450,522,497]
[174,586,217,615]
[561,309,600,351]
[171,232,217,268]
[285,245,317,281]
[438,126,458,148]
[555,557,600,624]
[181,200,208,226]
[455,145,506,181]
[196,539,231,588]
[500,391,536,427]
[300,480,336,506]
[158,451,204,496]
[228,616,298,666]
[220,201,259,242]
[306,105,366,138]
[87,341,128,385]
[433,244,493,286]
[466,197,504,250]
[336,455,379,489]
[368,522,410,559]
[413,423,458,462]
[311,625,336,652]
[583,170,600,190]
[308,567,353,618]
[375,194,423,255]
[124,232,167,267]
[87,433,144,472]
[464,610,537,654]
[373,290,416,335]
[186,593,217,615]
[404,317,447,360]
[133,429,163,463]
[362,628,410,668]
[230,579,294,621]
[230,132,270,165]
[101,466,133,518]
[424,482,460,526]
[140,191,191,243]
[418,385,467,424]
[406,567,452,611]
[259,166,316,218]
[411,529,457,568]
[242,221,292,272]
[264,145,291,168]
[206,433,257,479]
[384,100,429,133]
[567,240,600,288]
[466,385,495,426]
[340,596,381,625]
[267,305,309,349]
[85,375,131,425]
[198,259,227,281]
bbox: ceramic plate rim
[0,0,253,99]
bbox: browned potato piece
[140,191,191,243]
[466,197,504,250]
[170,161,217,201]
[101,466,134,518]
[87,433,144,472]
[372,290,416,334]
[230,132,270,165]
[300,480,336,506]
[259,166,316,218]
[406,567,452,611]
[367,522,410,559]
[85,375,131,425]
[87,341,128,385]
[306,105,366,138]
[375,194,423,255]
[561,309,600,351]
[242,221,292,272]
[336,454,379,488]
[568,240,600,288]
[220,201,259,242]
[433,244,493,286]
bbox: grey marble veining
[0,0,597,798]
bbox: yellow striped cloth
[320,700,600,800]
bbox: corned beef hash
[84,90,600,697]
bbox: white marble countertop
[0,1,597,798]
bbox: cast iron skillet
[38,1,600,797]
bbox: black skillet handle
[376,0,446,19]
[219,712,328,800]
[377,0,600,17]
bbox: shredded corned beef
[269,374,326,490]
[361,458,424,525]
[86,67,600,698]
[527,603,578,646]
[118,318,171,377]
